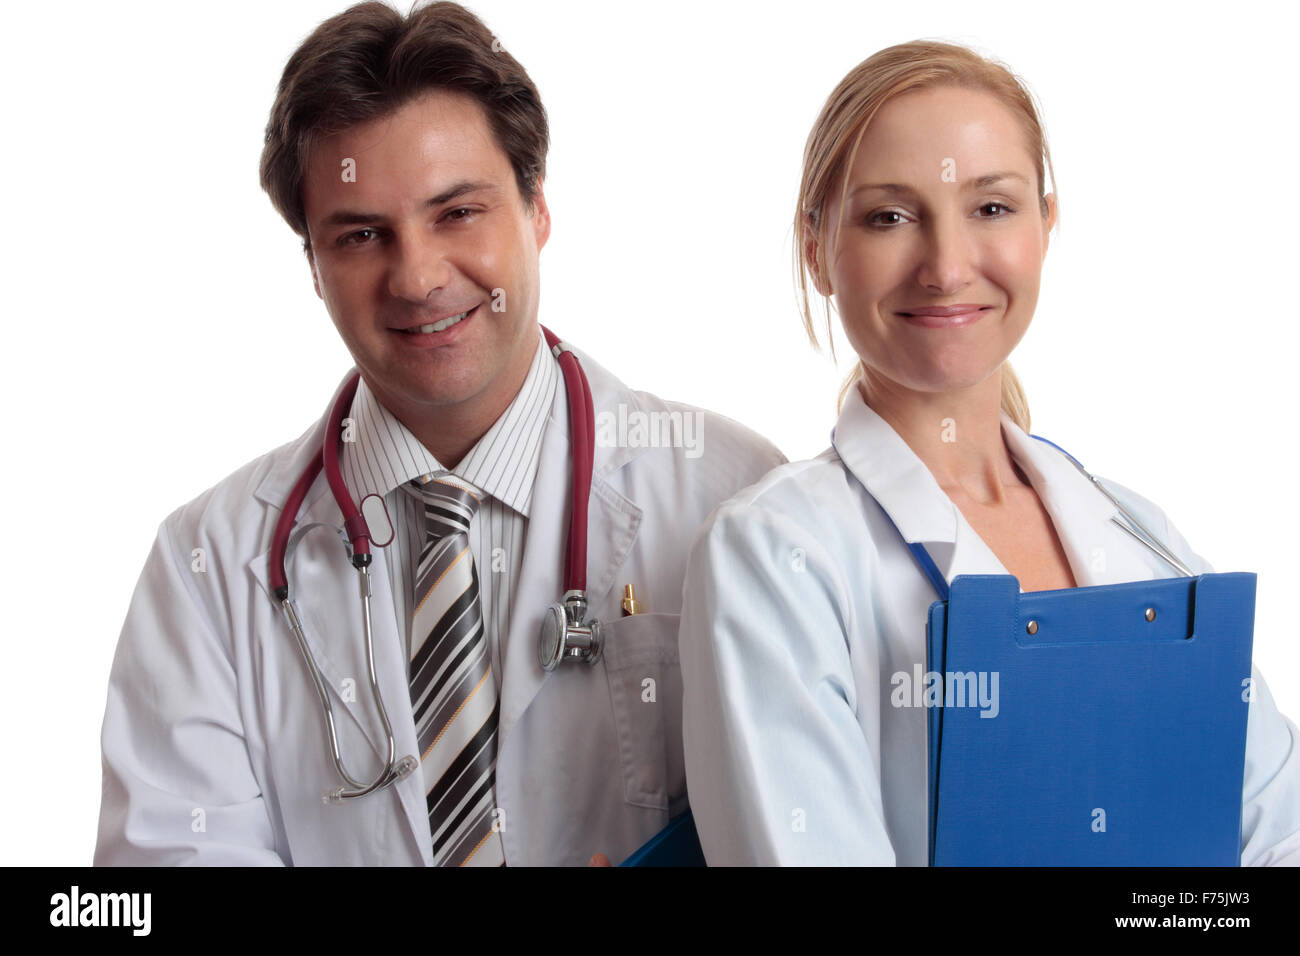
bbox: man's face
[302,89,549,426]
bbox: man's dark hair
[259,1,549,254]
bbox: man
[95,0,783,866]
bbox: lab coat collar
[830,386,958,545]
[1000,418,1166,588]
[830,384,1153,588]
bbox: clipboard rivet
[1026,620,1039,635]
[1145,607,1156,622]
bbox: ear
[1040,193,1057,259]
[529,179,551,252]
[803,220,832,297]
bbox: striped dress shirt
[339,330,559,691]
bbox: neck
[860,365,1026,506]
[407,398,512,472]
[370,333,537,471]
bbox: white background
[3,0,1297,865]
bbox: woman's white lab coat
[679,387,1300,865]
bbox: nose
[914,214,975,296]
[386,226,454,304]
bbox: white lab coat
[680,387,1300,866]
[95,345,784,866]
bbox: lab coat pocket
[601,612,686,812]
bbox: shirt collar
[341,328,559,517]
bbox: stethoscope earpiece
[359,494,394,548]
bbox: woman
[677,41,1300,865]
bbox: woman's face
[813,85,1055,398]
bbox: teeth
[409,309,470,334]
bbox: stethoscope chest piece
[538,590,603,671]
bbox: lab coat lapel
[245,378,429,860]
[497,394,566,748]
[832,389,973,582]
[578,349,643,613]
[497,344,641,749]
[830,389,1157,589]
[999,420,1166,587]
[246,477,414,761]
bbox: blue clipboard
[619,812,706,867]
[926,571,1256,866]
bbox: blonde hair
[795,40,1056,431]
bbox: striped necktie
[406,474,506,867]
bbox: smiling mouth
[898,305,993,317]
[897,305,993,328]
[397,306,475,334]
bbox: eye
[338,228,379,247]
[976,202,1014,218]
[442,207,476,223]
[866,209,910,228]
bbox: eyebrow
[850,171,1031,197]
[316,180,500,229]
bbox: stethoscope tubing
[543,326,594,594]
[267,325,595,802]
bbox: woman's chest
[953,488,1079,592]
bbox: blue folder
[619,812,705,867]
[926,572,1256,866]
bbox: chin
[904,364,1001,395]
[385,368,482,407]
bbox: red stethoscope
[268,326,602,803]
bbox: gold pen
[621,584,643,617]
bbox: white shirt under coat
[679,386,1300,866]
[340,329,558,684]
